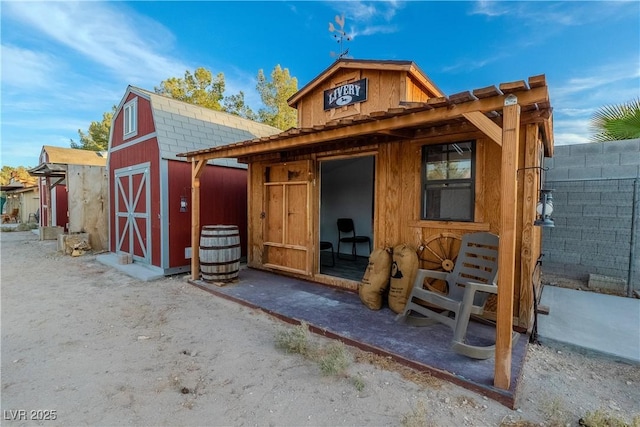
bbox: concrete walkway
[96,252,165,281]
[537,285,640,363]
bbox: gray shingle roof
[129,86,281,168]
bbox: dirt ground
[1,230,639,426]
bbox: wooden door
[114,163,151,263]
[262,160,312,275]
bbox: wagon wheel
[417,233,462,295]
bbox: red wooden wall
[55,185,68,230]
[167,161,248,268]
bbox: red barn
[107,86,280,276]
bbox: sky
[1,1,639,168]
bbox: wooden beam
[495,96,521,390]
[184,87,549,162]
[463,111,503,146]
[543,113,554,157]
[190,159,206,280]
[376,129,415,139]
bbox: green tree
[590,98,640,142]
[0,166,14,186]
[223,91,257,121]
[155,67,226,111]
[256,65,298,130]
[70,106,115,151]
[0,166,36,186]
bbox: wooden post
[519,125,540,329]
[46,177,53,226]
[191,159,206,280]
[495,95,520,390]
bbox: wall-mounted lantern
[180,195,188,213]
[534,189,554,227]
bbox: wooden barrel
[199,225,240,283]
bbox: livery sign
[323,78,368,110]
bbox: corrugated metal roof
[127,86,281,167]
[42,146,107,166]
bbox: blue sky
[1,1,639,168]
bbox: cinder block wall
[542,139,640,292]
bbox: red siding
[55,185,68,230]
[39,176,68,229]
[111,94,155,148]
[110,92,161,266]
[167,161,248,268]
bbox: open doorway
[319,155,374,281]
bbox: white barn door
[114,163,151,264]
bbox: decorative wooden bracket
[463,111,503,146]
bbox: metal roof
[123,86,281,168]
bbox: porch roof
[177,74,554,163]
[28,162,67,178]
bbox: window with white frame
[123,98,138,138]
[421,141,475,221]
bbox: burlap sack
[388,244,419,313]
[358,248,392,310]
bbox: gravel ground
[1,230,639,426]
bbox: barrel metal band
[202,269,240,276]
[200,244,241,250]
[200,258,241,266]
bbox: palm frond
[590,98,640,142]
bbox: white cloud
[470,1,636,27]
[553,62,640,109]
[550,59,639,145]
[469,1,510,18]
[1,45,60,89]
[328,1,403,38]
[554,132,590,146]
[3,1,190,85]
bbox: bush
[318,342,351,376]
[274,322,310,356]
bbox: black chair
[337,218,371,260]
[319,241,335,266]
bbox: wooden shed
[179,59,554,389]
[1,181,39,224]
[29,146,108,249]
[107,86,280,276]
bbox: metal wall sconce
[180,195,188,213]
[534,189,554,227]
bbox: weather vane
[328,15,351,59]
